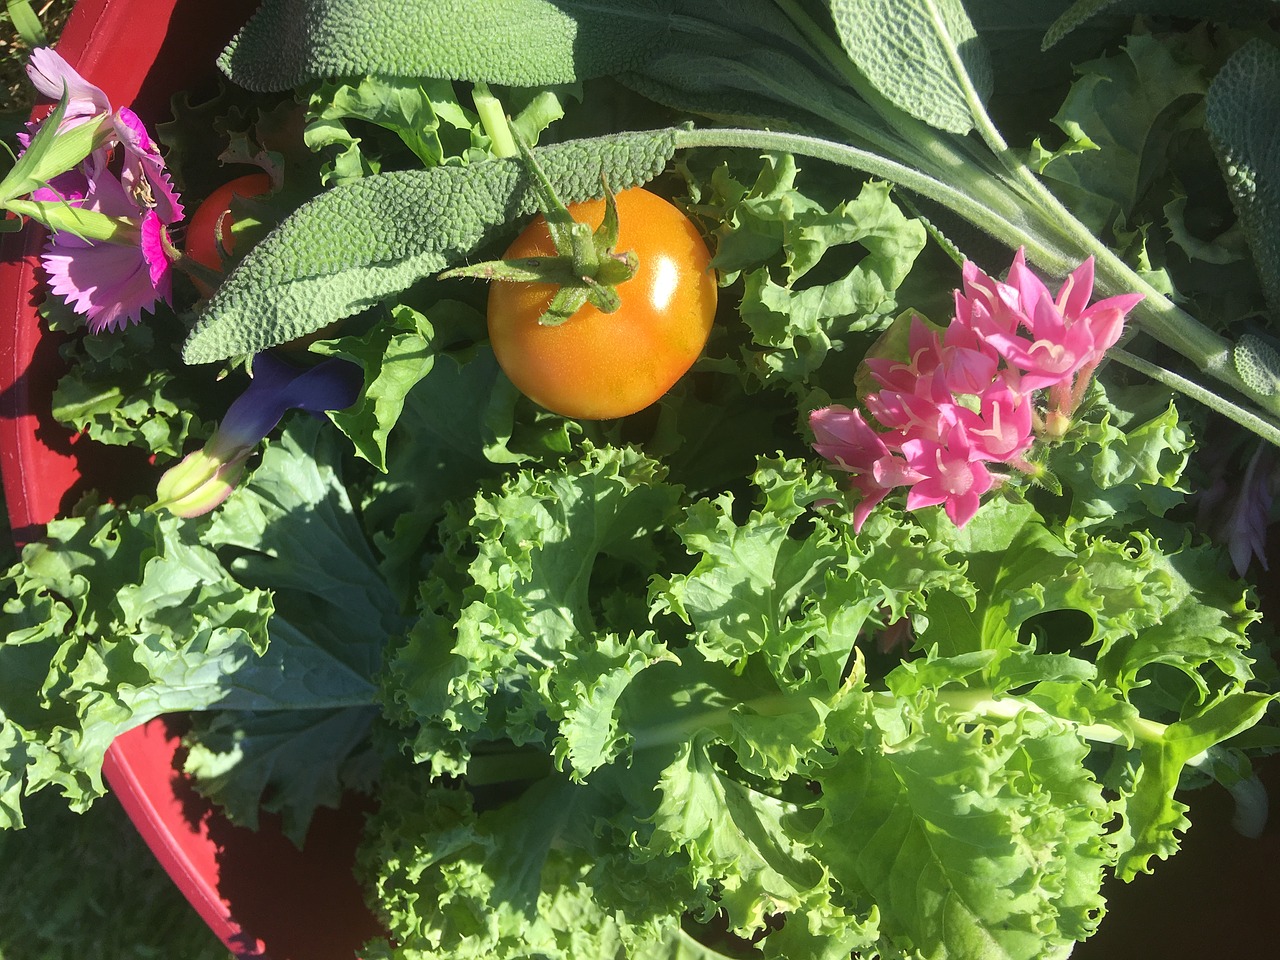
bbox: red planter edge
[0,3,378,958]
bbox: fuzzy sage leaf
[182,129,678,364]
[1206,38,1280,321]
[218,0,673,91]
[1233,334,1280,400]
[823,0,993,135]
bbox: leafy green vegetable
[651,457,969,694]
[817,695,1110,960]
[0,502,272,828]
[1035,33,1207,239]
[357,767,719,960]
[382,443,684,777]
[50,311,218,458]
[304,74,488,183]
[302,74,574,184]
[695,157,927,388]
[360,406,1272,959]
[184,419,401,840]
[0,419,390,836]
[1044,384,1193,533]
[310,302,440,471]
[1043,0,1280,50]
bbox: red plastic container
[0,2,379,957]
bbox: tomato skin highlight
[486,187,717,420]
[183,172,271,293]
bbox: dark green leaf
[218,0,673,91]
[1206,37,1280,319]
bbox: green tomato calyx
[438,132,638,326]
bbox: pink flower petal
[957,388,1034,462]
[20,68,183,333]
[42,233,166,332]
[140,210,174,289]
[41,200,174,333]
[115,107,184,224]
[1056,256,1096,319]
[944,489,985,527]
[26,47,110,123]
[1004,248,1050,317]
[810,405,888,472]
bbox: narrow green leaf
[1206,38,1280,319]
[0,94,72,203]
[4,0,45,47]
[1040,0,1121,50]
[181,128,678,363]
[824,0,993,134]
[218,0,672,91]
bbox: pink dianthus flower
[23,48,183,332]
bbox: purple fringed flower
[39,155,176,332]
[24,47,183,332]
[154,353,364,518]
[25,47,110,126]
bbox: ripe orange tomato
[487,187,717,420]
[183,172,271,294]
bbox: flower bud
[153,446,252,519]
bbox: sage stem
[472,81,518,159]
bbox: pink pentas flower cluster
[811,249,1143,530]
[24,48,183,332]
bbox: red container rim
[0,2,379,957]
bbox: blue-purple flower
[154,353,363,518]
